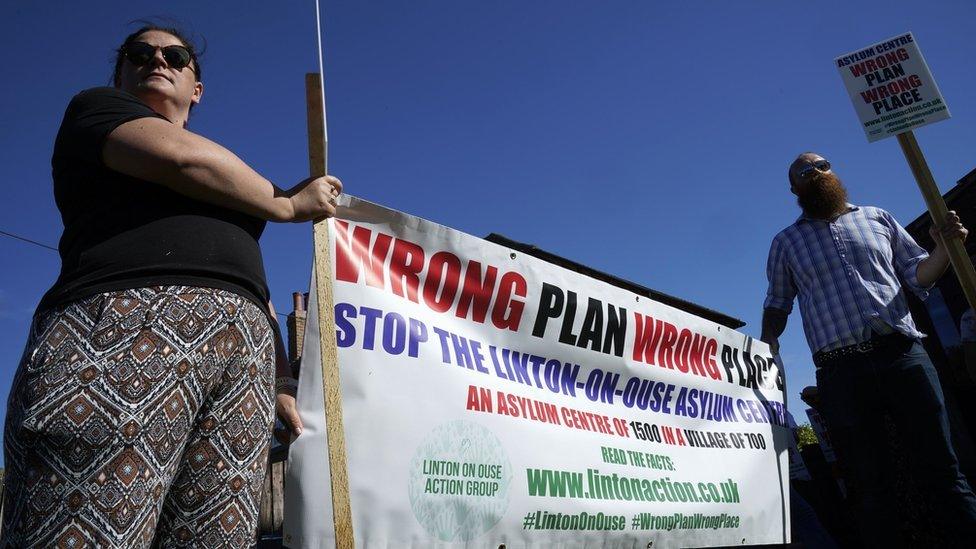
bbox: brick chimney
[286,292,308,377]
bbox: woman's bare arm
[104,117,341,222]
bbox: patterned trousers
[2,286,276,548]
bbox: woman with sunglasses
[1,24,338,548]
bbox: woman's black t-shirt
[38,87,272,316]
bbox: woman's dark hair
[112,21,203,87]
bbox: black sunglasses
[797,159,831,179]
[123,41,196,73]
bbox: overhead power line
[0,229,58,252]
[2,228,295,319]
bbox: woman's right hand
[285,175,343,222]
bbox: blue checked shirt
[764,205,930,354]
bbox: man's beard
[797,172,849,219]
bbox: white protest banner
[835,32,949,142]
[284,195,790,548]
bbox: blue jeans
[816,337,976,548]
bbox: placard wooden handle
[306,71,355,548]
[897,131,976,311]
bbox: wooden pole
[305,72,355,548]
[896,131,976,311]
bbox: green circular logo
[408,420,512,541]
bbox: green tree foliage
[795,423,819,450]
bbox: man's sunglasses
[797,159,831,179]
[123,41,196,73]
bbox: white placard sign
[284,195,790,548]
[786,412,811,482]
[835,32,949,142]
[804,409,836,464]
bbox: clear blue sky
[2,1,975,448]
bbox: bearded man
[761,152,976,547]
